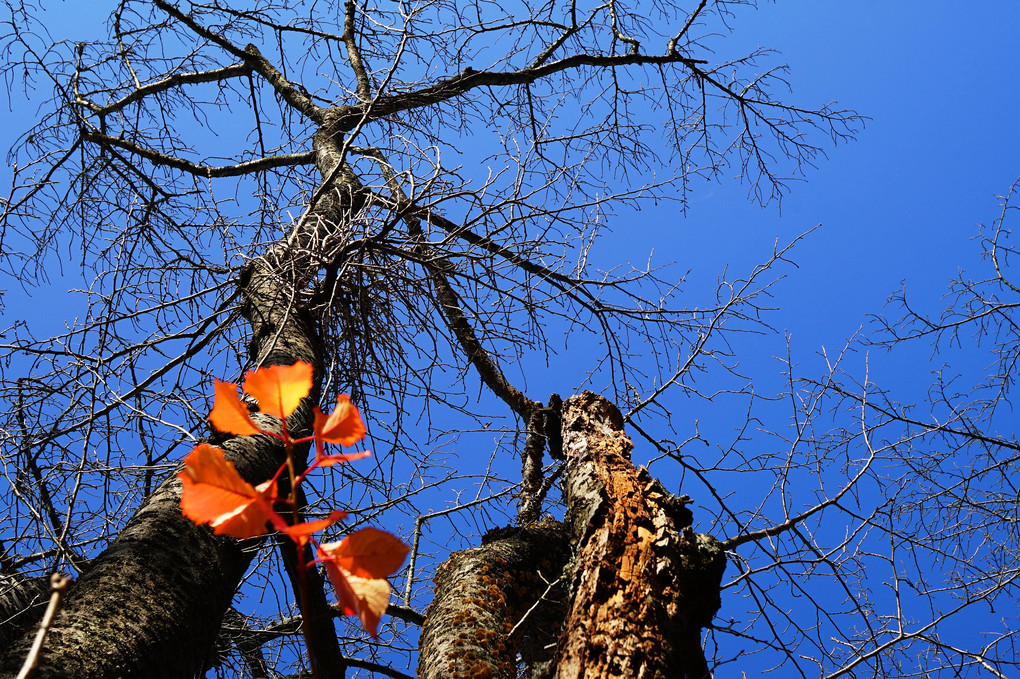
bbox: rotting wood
[554,391,725,679]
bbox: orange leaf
[316,450,371,468]
[319,551,392,638]
[313,395,366,446]
[244,362,313,419]
[319,527,409,580]
[209,380,260,436]
[178,443,280,539]
[280,509,348,544]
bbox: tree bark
[419,392,726,679]
[0,573,49,648]
[0,271,320,678]
[418,521,571,679]
[0,118,364,678]
[554,391,725,679]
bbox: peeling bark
[418,522,571,679]
[422,392,725,679]
[553,391,725,679]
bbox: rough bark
[0,119,363,679]
[0,573,49,648]
[553,391,725,679]
[418,521,571,679]
[420,392,725,679]
[0,282,318,679]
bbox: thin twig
[16,573,72,679]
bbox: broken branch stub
[557,391,725,679]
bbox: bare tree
[827,178,1020,677]
[691,179,1020,678]
[12,1,1015,678]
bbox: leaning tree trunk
[418,392,726,679]
[0,121,362,679]
[0,262,318,679]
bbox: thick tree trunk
[0,267,321,679]
[0,573,49,648]
[417,521,571,679]
[420,392,726,679]
[0,121,362,678]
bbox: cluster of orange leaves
[178,361,408,637]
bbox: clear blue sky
[2,1,1018,674]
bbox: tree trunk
[555,391,725,678]
[0,267,320,679]
[420,392,726,679]
[417,522,571,679]
[0,573,49,648]
[0,120,363,678]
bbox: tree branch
[336,50,708,128]
[154,0,325,123]
[81,131,315,177]
[77,63,252,116]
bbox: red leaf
[208,380,260,436]
[178,444,280,539]
[319,549,392,638]
[316,451,371,468]
[313,395,368,464]
[280,509,348,544]
[319,527,408,580]
[244,362,313,419]
[313,395,366,446]
[318,529,407,636]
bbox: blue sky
[4,1,1018,390]
[2,0,1019,674]
[696,4,1015,315]
[449,0,1020,432]
[701,2,1020,342]
[631,1,1020,415]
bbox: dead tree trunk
[556,391,725,678]
[419,392,726,679]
